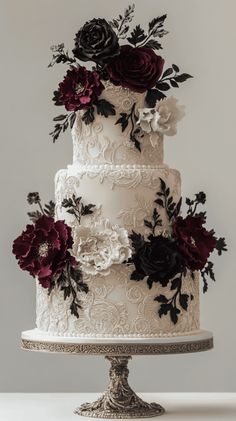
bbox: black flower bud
[27,192,40,205]
[195,191,206,204]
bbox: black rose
[73,19,119,64]
[131,235,183,288]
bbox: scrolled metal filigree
[74,356,165,418]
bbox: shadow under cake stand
[21,329,213,418]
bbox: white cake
[36,83,200,338]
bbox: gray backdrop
[1,0,235,392]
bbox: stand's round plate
[21,329,213,356]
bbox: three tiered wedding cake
[13,5,226,340]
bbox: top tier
[72,82,164,167]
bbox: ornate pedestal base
[21,329,213,418]
[74,356,165,418]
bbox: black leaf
[172,64,180,72]
[171,277,181,290]
[144,39,162,50]
[147,277,153,289]
[27,210,42,223]
[145,89,166,107]
[155,198,164,207]
[162,67,173,78]
[170,79,179,88]
[174,73,193,83]
[156,82,170,91]
[109,19,119,29]
[129,231,145,249]
[69,112,76,129]
[95,99,116,117]
[215,237,227,255]
[44,201,55,218]
[66,209,76,215]
[130,270,145,281]
[82,107,95,125]
[70,302,81,318]
[160,178,166,192]
[61,198,73,208]
[115,113,129,132]
[127,24,146,46]
[185,197,193,206]
[61,285,71,300]
[166,187,170,196]
[148,14,167,33]
[173,197,182,217]
[170,306,180,324]
[154,294,168,303]
[81,203,96,216]
[70,266,82,282]
[179,294,189,310]
[53,114,67,122]
[77,281,89,294]
[158,303,171,317]
[144,220,153,230]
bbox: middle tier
[55,164,181,235]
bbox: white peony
[71,219,132,276]
[137,96,185,147]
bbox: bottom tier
[36,266,200,338]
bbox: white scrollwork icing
[36,265,200,338]
[72,82,164,167]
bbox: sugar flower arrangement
[12,186,227,324]
[49,4,192,150]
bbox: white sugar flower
[71,219,132,276]
[137,97,185,147]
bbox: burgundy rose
[106,45,164,93]
[53,66,104,112]
[12,215,76,289]
[172,215,217,271]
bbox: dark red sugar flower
[12,215,76,289]
[172,215,217,271]
[106,45,165,93]
[53,66,104,112]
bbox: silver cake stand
[21,329,213,418]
